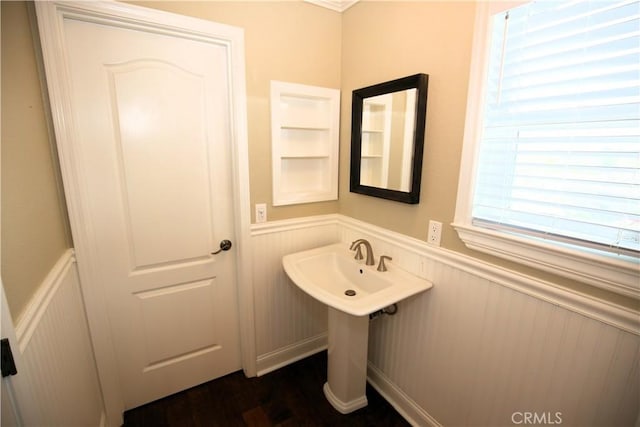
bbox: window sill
[452,223,640,300]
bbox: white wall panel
[9,251,105,426]
[13,216,633,425]
[253,215,639,426]
[251,217,340,372]
[341,217,639,427]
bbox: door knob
[211,239,232,255]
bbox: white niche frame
[270,81,340,206]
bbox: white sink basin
[282,242,433,316]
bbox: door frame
[34,2,256,425]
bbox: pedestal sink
[282,242,433,414]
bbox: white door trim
[34,2,255,425]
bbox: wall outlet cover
[427,220,442,246]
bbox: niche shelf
[271,81,340,206]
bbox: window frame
[452,1,639,300]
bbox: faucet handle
[377,255,392,272]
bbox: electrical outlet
[427,220,442,246]
[255,203,267,223]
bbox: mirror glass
[350,74,428,204]
[360,88,417,191]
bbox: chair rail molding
[9,250,105,426]
[337,215,639,335]
[253,214,639,335]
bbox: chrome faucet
[349,239,375,266]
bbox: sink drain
[344,289,356,296]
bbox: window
[454,0,639,298]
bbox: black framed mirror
[350,73,428,204]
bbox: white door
[58,14,242,409]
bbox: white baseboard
[367,363,441,427]
[256,332,328,376]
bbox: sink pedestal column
[323,307,369,414]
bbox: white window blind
[473,0,640,257]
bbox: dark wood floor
[123,351,410,427]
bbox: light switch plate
[255,203,267,223]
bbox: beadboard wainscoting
[252,214,640,426]
[5,215,636,426]
[250,216,340,375]
[340,219,639,426]
[7,250,105,426]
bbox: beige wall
[2,0,634,321]
[1,1,71,321]
[340,1,474,242]
[1,0,342,320]
[339,1,636,308]
[129,1,343,222]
